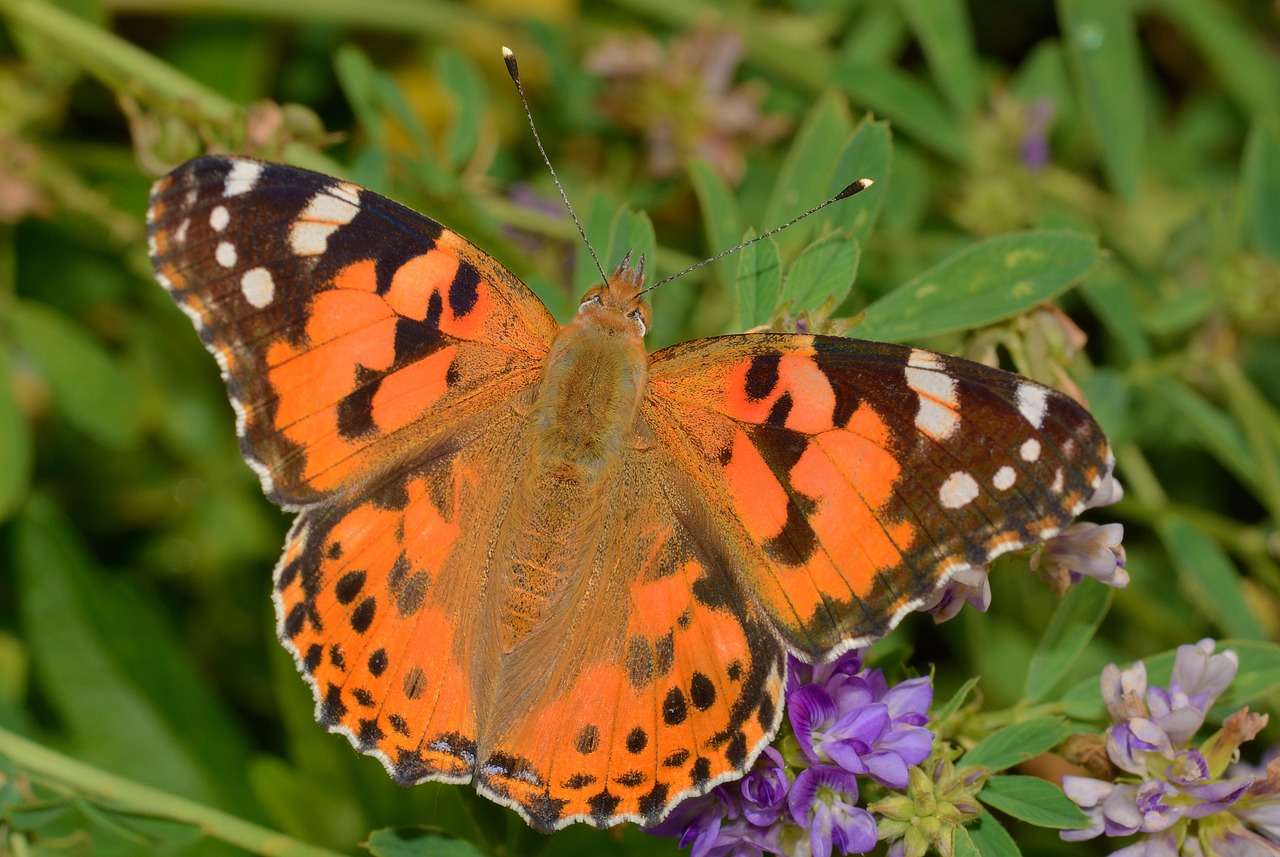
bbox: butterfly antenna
[503,46,609,286]
[637,178,875,298]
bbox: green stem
[108,0,482,38]
[0,0,238,120]
[0,728,345,857]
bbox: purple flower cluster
[1062,639,1280,855]
[645,650,934,857]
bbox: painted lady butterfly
[146,155,1113,832]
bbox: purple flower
[787,663,932,790]
[1032,522,1128,591]
[740,747,788,827]
[1061,641,1278,853]
[787,766,878,857]
[1020,98,1055,170]
[647,649,938,856]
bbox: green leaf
[6,798,73,831]
[735,233,782,329]
[967,811,1022,857]
[76,798,202,849]
[824,118,891,247]
[1243,119,1280,262]
[782,234,861,313]
[1158,517,1264,641]
[1025,583,1114,703]
[933,675,982,727]
[1057,0,1144,200]
[365,826,487,857]
[765,90,852,253]
[979,776,1090,829]
[249,756,368,847]
[604,208,656,283]
[896,0,982,115]
[833,55,969,163]
[1079,268,1151,363]
[858,231,1100,342]
[14,500,216,804]
[954,827,982,857]
[436,49,484,171]
[0,347,32,522]
[1152,379,1257,495]
[688,158,742,269]
[1151,0,1280,118]
[962,718,1073,772]
[12,300,141,448]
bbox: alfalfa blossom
[1061,639,1280,855]
[645,650,935,857]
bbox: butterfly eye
[627,308,647,335]
[577,292,605,313]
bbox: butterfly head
[577,250,651,337]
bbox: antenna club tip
[836,178,875,200]
[502,46,518,79]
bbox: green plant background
[0,0,1278,855]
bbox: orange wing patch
[146,156,558,507]
[471,455,786,832]
[647,333,1113,659]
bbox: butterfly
[146,154,1113,833]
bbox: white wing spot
[216,241,237,268]
[905,351,960,440]
[185,188,199,207]
[993,466,1016,491]
[174,219,190,245]
[224,160,264,196]
[1017,383,1049,428]
[209,205,230,232]
[1020,438,1041,462]
[1052,468,1065,493]
[241,267,275,308]
[940,471,980,509]
[290,186,361,256]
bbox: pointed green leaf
[897,0,982,115]
[14,500,215,803]
[1158,517,1263,641]
[782,234,861,313]
[832,56,969,163]
[967,810,1022,857]
[1025,583,1114,703]
[1243,119,1280,262]
[735,233,782,329]
[605,208,657,280]
[963,718,1073,772]
[980,776,1090,829]
[766,90,852,252]
[933,675,982,727]
[436,49,484,170]
[689,158,742,268]
[1058,0,1144,200]
[1151,0,1280,118]
[858,231,1100,342]
[824,118,891,246]
[12,300,141,448]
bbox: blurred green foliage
[0,0,1278,855]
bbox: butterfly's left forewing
[645,333,1113,659]
[148,156,558,507]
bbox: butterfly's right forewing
[645,333,1113,659]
